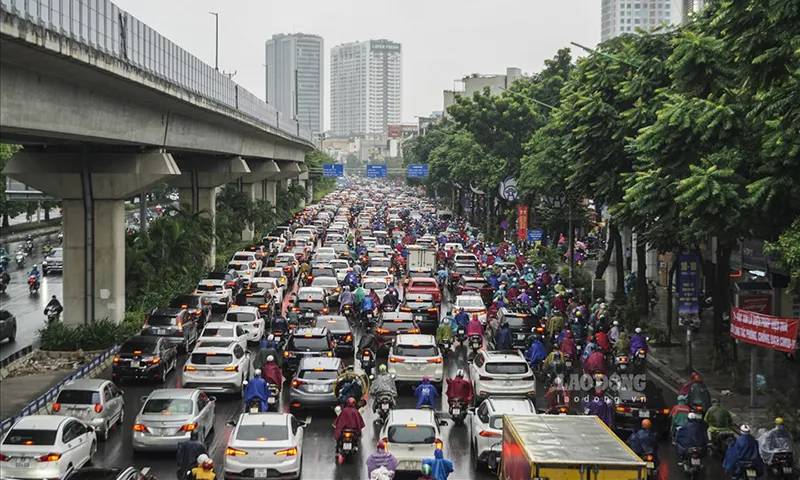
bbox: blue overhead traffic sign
[366,164,387,178]
[407,164,429,178]
[323,164,344,177]
[527,229,544,243]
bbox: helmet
[642,419,652,429]
[347,397,356,406]
[472,313,478,321]
[740,424,751,434]
[575,311,581,317]
[775,417,784,426]
[441,318,448,325]
[51,295,57,299]
[613,320,619,326]
[268,334,275,341]
[254,368,261,377]
[377,439,387,451]
[33,264,38,269]
[711,398,719,405]
[197,453,211,465]
[553,377,563,386]
[691,372,703,382]
[422,376,430,382]
[421,464,432,475]
[456,369,464,378]
[378,364,387,373]
[600,303,607,309]
[266,355,275,363]
[635,327,642,334]
[553,352,561,361]
[688,412,698,421]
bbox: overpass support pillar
[273,162,302,212]
[170,156,250,266]
[297,168,310,208]
[241,160,281,241]
[2,151,180,326]
[265,180,278,209]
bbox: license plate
[15,458,30,468]
[362,356,371,362]
[691,458,701,465]
[565,361,572,367]
[472,342,481,348]
[452,408,460,415]
[516,334,525,339]
[131,360,140,368]
[646,462,655,469]
[342,442,352,450]
[267,397,276,404]
[746,470,756,477]
[414,315,424,321]
[304,313,314,318]
[381,404,389,411]
[638,410,650,418]
[254,468,268,478]
[71,409,87,418]
[249,406,259,413]
[204,371,216,377]
[157,329,166,335]
[410,363,422,370]
[311,384,327,392]
[503,380,512,386]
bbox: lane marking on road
[648,369,679,395]
[305,415,312,425]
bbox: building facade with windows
[330,39,402,137]
[601,0,681,41]
[265,33,324,134]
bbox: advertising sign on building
[677,254,700,328]
[739,295,772,315]
[387,124,403,138]
[517,205,528,241]
[527,229,544,244]
[730,307,799,353]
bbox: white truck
[407,246,437,273]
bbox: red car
[405,277,441,303]
[456,275,493,306]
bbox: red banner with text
[730,306,799,353]
[517,205,528,241]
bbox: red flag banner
[730,306,799,353]
[517,205,528,241]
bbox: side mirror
[467,407,476,414]
[226,420,236,427]
[117,390,125,397]
[209,396,217,403]
[246,350,252,356]
[140,396,149,403]
[297,421,307,428]
[438,420,449,427]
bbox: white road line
[648,369,679,394]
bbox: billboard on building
[388,124,403,138]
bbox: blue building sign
[366,164,388,178]
[527,229,544,243]
[407,164,429,178]
[323,164,344,177]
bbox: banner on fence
[730,306,799,353]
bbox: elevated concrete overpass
[0,0,318,326]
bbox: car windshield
[411,280,436,288]
[408,271,430,278]
[506,315,535,329]
[233,254,253,261]
[290,336,330,351]
[312,278,338,288]
[379,320,415,332]
[228,264,249,272]
[455,266,478,275]
[316,318,348,330]
[120,342,157,354]
[275,257,294,266]
[298,369,338,381]
[458,298,484,308]
[202,327,234,338]
[56,390,100,404]
[387,425,435,444]
[464,279,489,289]
[363,281,387,290]
[3,429,57,445]
[225,313,257,323]
[190,353,234,365]
[371,260,391,268]
[485,362,529,375]
[330,261,349,269]
[196,284,223,292]
[312,267,334,276]
[170,296,199,308]
[142,398,193,415]
[264,270,283,279]
[394,344,438,357]
[235,425,289,441]
[146,315,178,326]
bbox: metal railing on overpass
[0,0,316,146]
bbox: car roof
[61,378,108,390]
[298,357,341,369]
[236,412,291,427]
[381,312,414,321]
[147,388,198,400]
[124,335,159,345]
[12,415,68,430]
[292,327,329,336]
[151,307,182,315]
[227,305,260,313]
[192,342,237,354]
[395,334,436,345]
[362,276,387,283]
[388,408,436,425]
[485,398,536,415]
[298,287,325,294]
[198,278,226,285]
[203,322,236,330]
[483,350,527,361]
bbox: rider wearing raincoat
[757,418,794,466]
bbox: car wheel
[8,327,16,342]
[88,440,97,464]
[117,408,124,426]
[101,422,109,442]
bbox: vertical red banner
[517,205,528,240]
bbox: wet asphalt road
[80,284,730,480]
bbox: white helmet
[613,320,619,326]
[688,412,698,420]
[266,355,275,362]
[635,327,642,334]
[740,424,751,434]
[600,303,607,309]
[553,377,563,386]
[268,334,275,341]
[197,453,210,464]
[254,368,261,377]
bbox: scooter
[709,430,735,456]
[767,451,794,479]
[359,349,375,376]
[15,252,25,269]
[681,447,704,479]
[438,337,453,358]
[641,451,658,478]
[448,398,468,425]
[28,275,40,294]
[336,429,360,464]
[45,305,61,324]
[24,239,34,255]
[468,334,482,358]
[615,353,630,372]
[736,461,759,479]
[266,383,280,411]
[245,397,263,414]
[375,393,394,425]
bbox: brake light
[428,308,438,312]
[343,431,353,438]
[435,439,444,450]
[427,358,443,364]
[94,403,103,413]
[180,423,198,431]
[133,424,146,432]
[113,356,120,363]
[479,431,501,437]
[661,408,670,415]
[223,366,239,372]
[362,350,371,356]
[376,328,389,334]
[389,357,405,363]
[226,447,248,456]
[53,403,61,412]
[184,365,197,371]
[322,308,329,313]
[0,454,7,461]
[615,405,631,413]
[400,307,411,312]
[275,447,297,456]
[284,351,295,357]
[38,453,61,462]
[291,379,304,388]
[227,281,236,286]
[645,454,654,461]
[345,335,352,341]
[149,357,161,364]
[408,329,420,334]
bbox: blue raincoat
[414,379,439,409]
[422,448,454,480]
[495,326,514,350]
[675,418,707,457]
[243,376,271,412]
[524,340,547,367]
[723,434,764,477]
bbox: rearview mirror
[438,420,449,427]
[297,421,307,428]
[117,390,124,397]
[226,420,236,427]
[140,396,149,403]
[209,396,217,402]
[467,407,476,414]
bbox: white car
[387,334,444,387]
[443,242,464,252]
[182,341,251,395]
[314,247,336,257]
[194,279,232,306]
[231,251,263,274]
[224,412,305,479]
[453,294,488,325]
[362,236,377,248]
[361,277,388,302]
[310,276,341,303]
[1,415,96,478]
[454,252,480,267]
[329,259,352,283]
[365,267,393,284]
[251,277,286,306]
[223,306,265,342]
[469,350,536,405]
[470,397,536,470]
[227,261,256,285]
[198,322,248,351]
[378,409,445,472]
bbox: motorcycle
[438,337,453,358]
[563,353,575,370]
[342,304,354,323]
[245,397,263,414]
[448,398,468,425]
[767,452,794,479]
[15,252,25,269]
[641,452,658,478]
[28,275,40,294]
[24,239,34,255]
[336,429,360,464]
[45,305,61,324]
[468,334,482,358]
[455,325,466,343]
[546,405,570,415]
[361,309,376,329]
[375,393,394,424]
[736,461,759,480]
[633,348,648,372]
[681,446,704,479]
[57,231,63,244]
[615,353,630,372]
[709,430,735,456]
[267,383,280,410]
[359,349,375,376]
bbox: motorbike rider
[627,419,659,466]
[670,395,692,439]
[298,261,311,282]
[44,295,63,317]
[176,430,208,480]
[339,286,355,314]
[436,266,448,287]
[675,412,708,460]
[445,369,474,406]
[465,313,483,339]
[533,299,547,319]
[543,350,568,385]
[608,320,621,345]
[414,376,439,409]
[187,454,216,480]
[559,329,578,358]
[358,325,379,357]
[28,264,41,283]
[354,284,367,307]
[422,448,454,480]
[595,327,611,353]
[686,373,712,413]
[255,334,281,367]
[366,440,397,478]
[416,464,435,480]
[369,365,398,412]
[260,355,283,390]
[333,397,366,447]
[337,373,364,405]
[545,376,570,413]
[368,288,382,309]
[584,389,614,427]
[243,368,271,412]
[705,398,734,442]
[724,424,765,477]
[435,317,454,348]
[581,335,600,363]
[757,417,794,469]
[630,327,648,356]
[584,349,607,375]
[524,335,547,369]
[679,371,703,395]
[495,322,514,350]
[454,308,470,333]
[360,294,376,320]
[382,286,399,310]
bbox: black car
[400,292,439,334]
[235,286,275,318]
[141,307,198,353]
[315,315,354,355]
[375,312,419,353]
[608,381,671,437]
[168,294,211,330]
[283,327,335,374]
[492,307,537,350]
[448,262,480,291]
[112,336,178,384]
[206,269,244,296]
[291,293,330,324]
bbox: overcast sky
[114,0,601,129]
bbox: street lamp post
[209,12,219,70]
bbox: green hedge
[1,217,61,235]
[38,319,142,351]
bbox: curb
[0,345,118,434]
[0,346,36,380]
[1,226,61,245]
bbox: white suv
[231,251,263,273]
[182,341,251,395]
[223,306,265,343]
[194,279,232,306]
[379,409,446,472]
[387,334,444,388]
[469,350,536,405]
[470,397,536,470]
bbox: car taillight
[223,366,239,372]
[133,424,146,432]
[180,423,198,431]
[0,453,8,461]
[284,351,295,357]
[112,357,120,363]
[479,431,501,438]
[661,408,670,415]
[407,329,420,334]
[291,379,304,388]
[376,328,389,334]
[615,405,631,413]
[275,447,297,456]
[184,365,197,371]
[53,403,61,412]
[400,307,411,312]
[427,358,442,364]
[690,450,700,458]
[38,453,61,462]
[196,309,202,315]
[389,357,405,363]
[435,439,444,450]
[645,454,654,461]
[226,447,248,456]
[428,308,438,312]
[94,404,103,413]
[227,282,236,287]
[345,335,352,341]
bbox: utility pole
[209,12,219,70]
